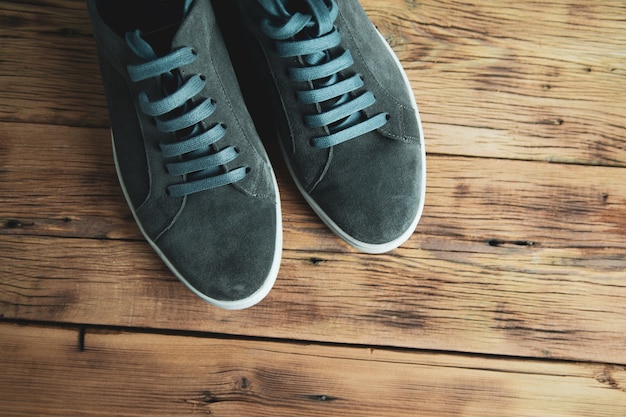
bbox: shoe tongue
[136,0,191,55]
[274,0,335,38]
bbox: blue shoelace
[258,0,388,148]
[125,14,246,197]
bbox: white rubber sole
[111,131,282,310]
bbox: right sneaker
[87,0,282,310]
[231,0,426,254]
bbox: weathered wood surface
[1,0,626,415]
[2,120,625,362]
[369,0,626,166]
[2,322,626,417]
[1,1,625,165]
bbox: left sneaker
[232,0,426,253]
[88,0,282,309]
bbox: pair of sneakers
[88,0,426,310]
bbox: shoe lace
[125,29,247,197]
[258,0,388,148]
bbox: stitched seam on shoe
[154,195,187,242]
[308,146,333,194]
[208,36,273,202]
[135,100,154,212]
[337,8,420,143]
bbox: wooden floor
[1,0,625,415]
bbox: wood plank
[1,1,625,165]
[2,122,625,247]
[0,0,108,128]
[0,123,135,240]
[1,322,625,417]
[1,231,625,364]
[365,0,626,166]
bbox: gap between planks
[1,321,625,417]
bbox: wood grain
[2,322,625,417]
[2,121,625,363]
[1,0,626,415]
[2,122,625,248]
[0,0,108,128]
[2,232,625,363]
[364,0,626,166]
[1,1,624,164]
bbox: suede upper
[232,0,425,250]
[88,0,282,308]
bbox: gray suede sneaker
[232,0,426,253]
[87,0,282,309]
